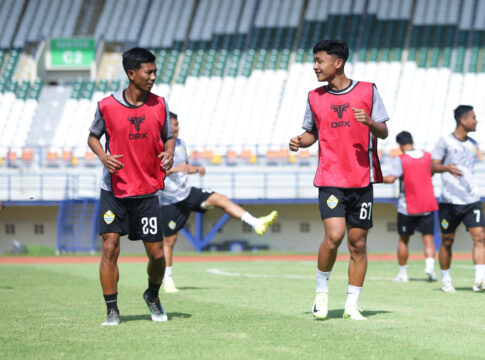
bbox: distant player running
[159,112,278,292]
[88,48,175,325]
[289,40,389,320]
[383,131,439,283]
[431,105,485,293]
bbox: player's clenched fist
[289,135,302,151]
[352,108,372,126]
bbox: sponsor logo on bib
[327,195,339,209]
[104,210,115,224]
[441,219,449,230]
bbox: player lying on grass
[159,112,278,292]
[383,131,439,283]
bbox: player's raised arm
[289,131,317,151]
[352,108,388,139]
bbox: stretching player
[289,40,389,320]
[431,105,485,293]
[88,48,175,325]
[160,112,278,292]
[383,131,438,282]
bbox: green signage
[49,38,95,68]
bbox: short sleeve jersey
[89,90,172,195]
[431,134,480,205]
[302,80,390,133]
[158,138,192,205]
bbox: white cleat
[441,281,457,293]
[393,273,409,283]
[101,310,121,326]
[472,279,485,292]
[312,292,328,320]
[343,305,367,320]
[164,277,179,293]
[425,270,438,282]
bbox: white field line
[207,268,393,281]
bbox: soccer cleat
[425,270,438,282]
[312,292,328,320]
[163,277,179,293]
[143,290,168,322]
[254,210,278,235]
[343,305,367,320]
[393,273,409,283]
[441,281,456,293]
[472,279,485,292]
[101,309,121,326]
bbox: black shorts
[160,187,214,236]
[318,185,374,229]
[439,202,485,233]
[397,212,434,236]
[98,189,163,242]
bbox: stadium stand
[0,0,484,166]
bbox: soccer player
[431,105,485,293]
[383,131,438,283]
[159,112,278,292]
[289,40,389,320]
[88,48,175,325]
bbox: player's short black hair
[454,105,473,125]
[122,47,155,73]
[313,40,349,63]
[169,112,178,120]
[396,131,413,145]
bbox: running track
[0,253,472,264]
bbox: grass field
[0,255,483,359]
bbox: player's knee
[324,232,344,249]
[164,235,177,247]
[148,249,165,262]
[349,238,367,254]
[441,235,454,248]
[101,235,119,261]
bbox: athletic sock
[241,212,259,227]
[103,292,119,315]
[147,280,161,300]
[316,269,331,293]
[474,264,485,283]
[165,266,173,279]
[398,265,408,276]
[345,285,362,308]
[441,269,452,283]
[425,257,435,273]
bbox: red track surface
[0,253,472,264]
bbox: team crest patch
[104,210,115,224]
[327,195,339,209]
[441,219,449,230]
[168,221,177,230]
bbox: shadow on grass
[303,309,391,319]
[175,286,209,291]
[122,312,192,322]
[408,278,437,283]
[0,286,13,290]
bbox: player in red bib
[383,131,439,283]
[289,40,389,320]
[88,48,175,325]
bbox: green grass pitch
[0,257,483,359]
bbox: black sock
[103,292,119,315]
[147,280,161,300]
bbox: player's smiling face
[313,51,341,82]
[128,62,157,92]
[461,110,478,132]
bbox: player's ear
[127,69,136,81]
